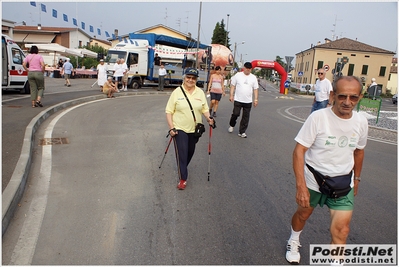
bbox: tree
[211,19,230,49]
[275,55,286,71]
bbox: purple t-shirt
[23,54,44,71]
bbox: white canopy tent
[25,43,83,66]
[71,48,97,58]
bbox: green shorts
[309,187,354,211]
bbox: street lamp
[233,41,245,68]
[37,23,42,30]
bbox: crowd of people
[21,48,369,264]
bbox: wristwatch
[354,177,361,181]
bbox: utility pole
[195,2,202,69]
[225,14,230,47]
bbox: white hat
[371,78,376,82]
[66,58,70,61]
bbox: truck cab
[2,34,30,94]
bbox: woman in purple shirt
[23,45,45,108]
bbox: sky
[2,1,398,65]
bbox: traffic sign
[298,71,303,76]
[324,64,330,71]
[284,80,290,88]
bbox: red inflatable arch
[251,60,287,94]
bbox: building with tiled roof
[292,37,396,94]
[387,57,398,94]
[2,20,111,51]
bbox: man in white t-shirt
[113,58,124,92]
[158,64,167,91]
[227,62,259,138]
[285,76,368,264]
[311,68,333,113]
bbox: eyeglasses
[185,76,197,80]
[317,72,325,75]
[336,94,360,101]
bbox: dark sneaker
[286,239,301,264]
[177,180,187,190]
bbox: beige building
[2,19,111,51]
[292,37,396,94]
[109,24,196,48]
[386,57,398,95]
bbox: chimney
[114,29,118,38]
[317,41,321,46]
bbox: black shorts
[114,76,122,82]
[210,92,222,101]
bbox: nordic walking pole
[159,136,173,169]
[207,117,216,181]
[208,126,212,181]
[91,80,98,88]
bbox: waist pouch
[306,164,352,198]
[194,123,205,137]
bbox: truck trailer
[105,33,211,89]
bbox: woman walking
[165,68,214,190]
[22,45,45,108]
[207,66,225,117]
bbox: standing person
[207,66,225,117]
[113,58,123,92]
[370,77,377,87]
[120,58,129,91]
[22,45,45,108]
[227,62,259,138]
[158,63,167,91]
[57,58,64,69]
[311,68,333,113]
[62,58,74,87]
[102,76,117,98]
[96,59,108,92]
[165,68,214,190]
[285,76,368,264]
[154,53,161,66]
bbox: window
[347,64,354,76]
[337,53,342,55]
[361,65,368,75]
[379,66,386,77]
[351,54,356,56]
[317,61,323,69]
[11,48,23,64]
[365,55,370,58]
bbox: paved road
[2,79,397,265]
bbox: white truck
[105,33,211,89]
[2,34,30,94]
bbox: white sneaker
[123,88,127,91]
[228,126,234,133]
[117,89,120,92]
[286,239,301,264]
[238,133,247,138]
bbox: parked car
[392,94,397,104]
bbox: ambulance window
[12,48,23,65]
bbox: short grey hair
[333,76,362,94]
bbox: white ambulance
[2,34,30,94]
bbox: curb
[2,90,169,236]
